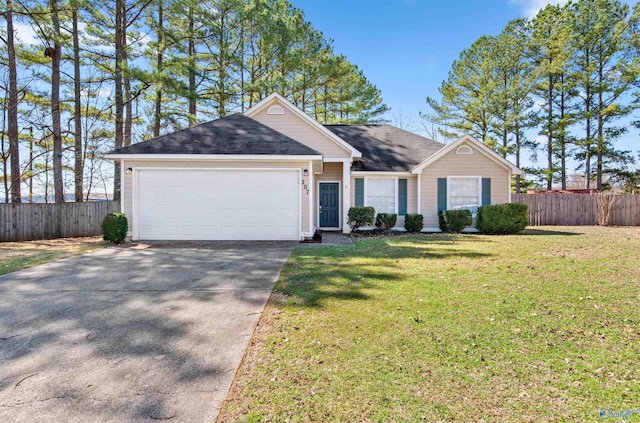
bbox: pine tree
[2,0,21,202]
[425,36,498,146]
[491,19,537,192]
[571,0,637,190]
[530,4,572,190]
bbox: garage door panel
[136,169,300,240]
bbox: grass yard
[218,226,640,422]
[0,237,106,275]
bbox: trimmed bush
[101,213,128,243]
[439,209,472,233]
[477,203,528,235]
[347,206,375,230]
[375,213,398,231]
[404,213,424,233]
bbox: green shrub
[375,213,398,230]
[347,206,375,230]
[439,209,472,233]
[101,213,128,243]
[477,203,528,235]
[404,214,424,233]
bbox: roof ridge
[323,123,385,127]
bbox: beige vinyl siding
[315,162,344,228]
[419,143,510,228]
[349,174,418,228]
[406,176,418,214]
[251,100,351,159]
[122,159,311,235]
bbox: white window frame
[267,105,285,115]
[447,176,482,217]
[364,177,398,215]
[455,145,473,155]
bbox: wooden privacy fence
[512,193,640,226]
[0,201,119,242]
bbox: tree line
[424,0,640,192]
[0,0,389,203]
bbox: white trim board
[104,153,322,161]
[351,171,412,176]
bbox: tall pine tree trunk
[596,64,604,191]
[239,22,245,112]
[1,110,9,202]
[153,0,163,137]
[124,66,132,147]
[560,75,566,190]
[6,0,21,203]
[216,12,227,118]
[583,49,592,190]
[188,5,196,126]
[113,0,124,201]
[584,84,591,190]
[546,74,553,190]
[501,76,508,159]
[50,0,64,203]
[73,5,83,202]
[515,112,521,193]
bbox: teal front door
[319,183,340,228]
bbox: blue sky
[291,0,638,170]
[290,0,551,124]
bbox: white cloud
[511,0,571,19]
[14,21,40,45]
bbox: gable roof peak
[411,135,523,175]
[244,92,362,158]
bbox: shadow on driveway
[0,242,295,422]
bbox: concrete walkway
[299,231,354,247]
[0,242,294,423]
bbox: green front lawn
[219,227,640,422]
[0,237,107,275]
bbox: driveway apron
[0,242,294,422]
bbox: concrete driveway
[0,242,294,422]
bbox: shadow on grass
[521,228,582,236]
[279,236,494,307]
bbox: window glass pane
[449,178,479,214]
[367,179,395,214]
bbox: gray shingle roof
[109,114,321,156]
[324,125,444,172]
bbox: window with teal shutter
[398,179,407,215]
[482,178,491,205]
[355,178,364,206]
[437,178,447,213]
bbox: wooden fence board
[512,194,640,226]
[0,201,119,242]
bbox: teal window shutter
[398,179,407,215]
[437,178,447,212]
[355,178,364,206]
[482,178,491,205]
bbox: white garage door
[135,168,300,240]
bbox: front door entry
[319,183,340,228]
